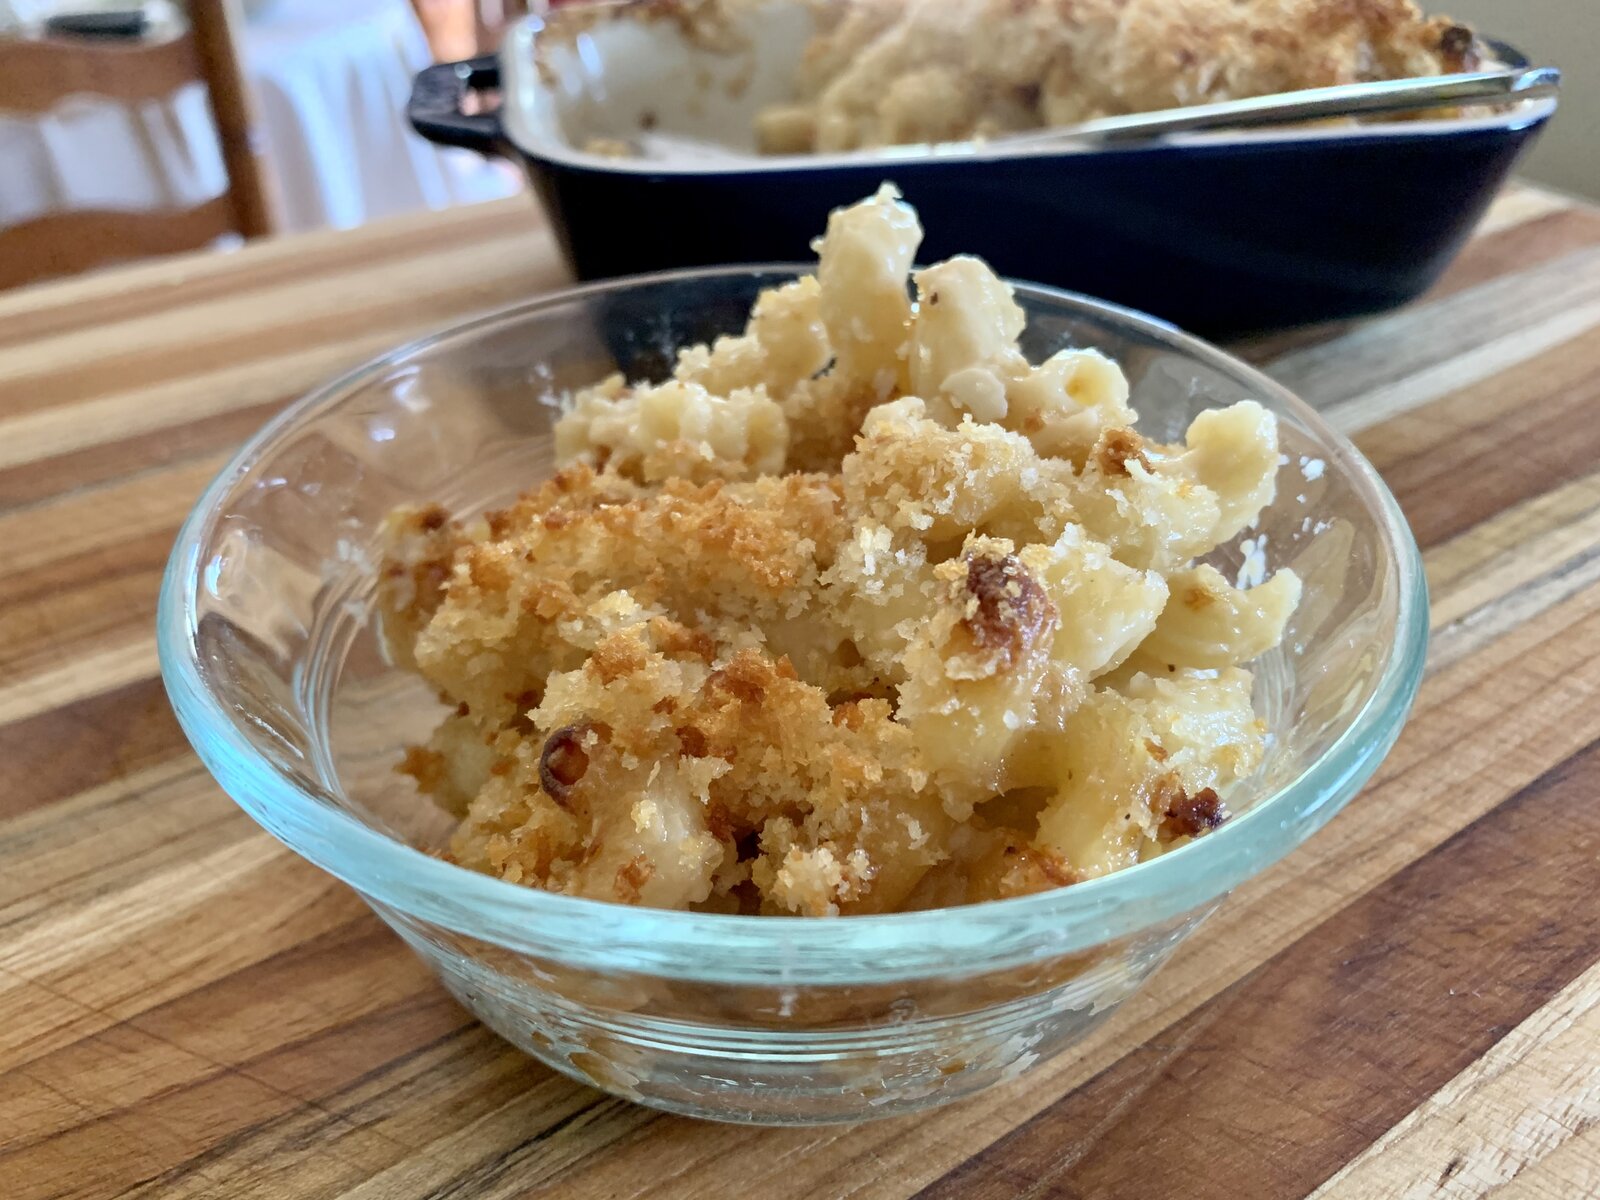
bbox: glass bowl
[158,267,1428,1125]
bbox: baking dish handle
[409,55,505,154]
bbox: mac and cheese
[380,186,1300,915]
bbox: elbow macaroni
[378,186,1300,916]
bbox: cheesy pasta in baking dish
[378,186,1301,916]
[755,0,1479,153]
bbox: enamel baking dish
[409,0,1556,336]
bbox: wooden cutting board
[2,184,1598,1199]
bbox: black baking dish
[408,1,1556,337]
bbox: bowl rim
[158,264,1430,985]
[499,9,1556,178]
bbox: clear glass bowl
[158,268,1428,1125]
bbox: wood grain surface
[3,184,1600,1199]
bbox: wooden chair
[0,0,277,290]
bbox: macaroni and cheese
[755,0,1478,153]
[379,186,1300,916]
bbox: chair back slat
[0,34,201,113]
[0,197,237,290]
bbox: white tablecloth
[0,0,518,237]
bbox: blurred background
[0,0,1592,294]
[1444,0,1597,200]
[0,0,535,290]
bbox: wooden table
[3,184,1599,1199]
